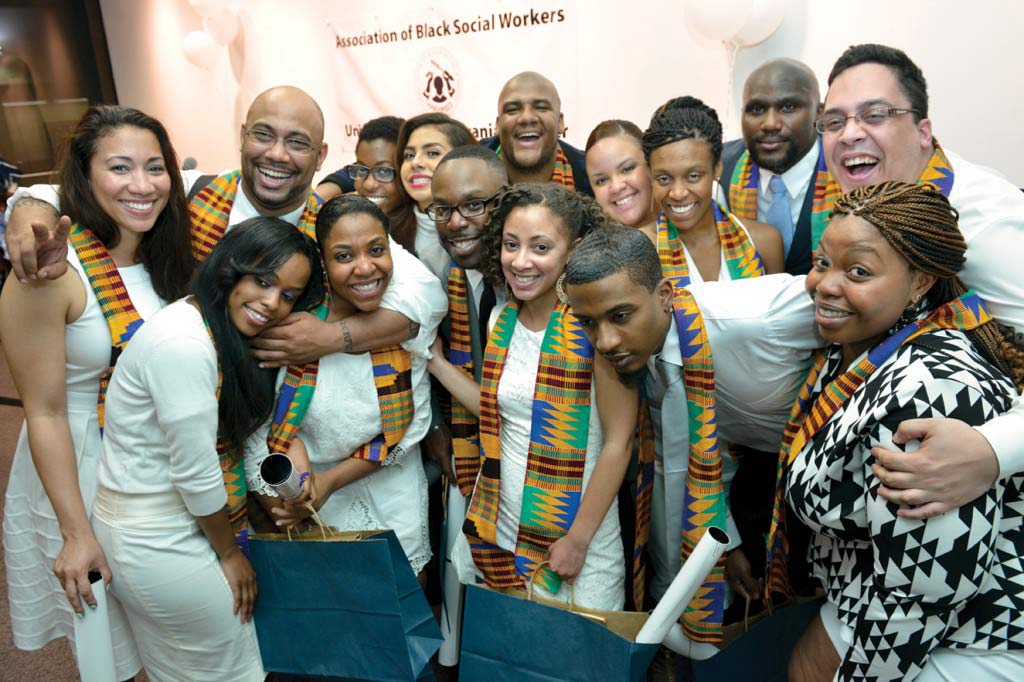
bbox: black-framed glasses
[243,128,318,155]
[814,106,920,134]
[425,191,502,222]
[344,164,397,183]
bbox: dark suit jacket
[480,136,592,197]
[719,138,816,275]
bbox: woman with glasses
[396,113,477,282]
[316,116,418,253]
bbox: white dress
[245,314,439,575]
[453,313,626,610]
[2,247,160,675]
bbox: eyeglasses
[814,106,920,134]
[344,164,397,183]
[425,191,502,222]
[243,128,318,155]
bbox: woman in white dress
[246,195,442,576]
[91,217,324,681]
[0,106,193,678]
[426,183,638,610]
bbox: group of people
[1,41,1022,682]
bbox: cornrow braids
[641,97,723,161]
[832,181,1024,390]
[480,183,608,290]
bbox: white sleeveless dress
[2,246,161,676]
[453,312,625,610]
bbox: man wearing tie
[720,59,824,275]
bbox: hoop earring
[556,273,569,305]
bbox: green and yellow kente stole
[765,290,988,600]
[350,345,415,462]
[728,142,839,253]
[446,263,484,496]
[669,286,728,644]
[187,170,320,261]
[494,144,576,190]
[463,300,593,594]
[656,202,765,288]
[69,223,146,433]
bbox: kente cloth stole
[447,263,483,497]
[463,300,594,594]
[632,395,656,611]
[764,290,990,600]
[727,142,839,253]
[199,317,250,555]
[351,345,415,462]
[494,143,576,190]
[728,142,954,255]
[671,286,728,644]
[68,223,146,433]
[187,170,321,262]
[656,202,765,288]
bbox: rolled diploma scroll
[438,484,467,666]
[635,526,730,645]
[260,452,305,499]
[73,571,117,682]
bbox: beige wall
[98,0,1024,185]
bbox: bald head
[496,71,564,180]
[239,85,329,217]
[246,86,325,143]
[741,59,821,174]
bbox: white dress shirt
[755,139,820,227]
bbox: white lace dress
[246,339,434,575]
[453,313,626,610]
[2,247,161,674]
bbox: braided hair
[831,182,1023,390]
[480,183,608,290]
[641,96,723,161]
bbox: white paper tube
[73,571,117,682]
[438,484,467,666]
[662,622,721,660]
[635,526,730,644]
[260,453,304,500]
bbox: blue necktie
[766,174,795,257]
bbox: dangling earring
[556,273,569,305]
[889,295,924,335]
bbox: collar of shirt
[758,138,820,201]
[650,314,683,370]
[230,180,308,227]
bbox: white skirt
[3,397,142,679]
[92,486,265,682]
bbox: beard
[615,366,647,388]
[750,138,804,175]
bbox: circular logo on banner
[417,48,459,113]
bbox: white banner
[324,1,580,156]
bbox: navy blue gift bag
[459,582,659,681]
[249,529,442,681]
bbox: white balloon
[683,0,753,42]
[203,12,240,46]
[188,0,224,19]
[733,0,787,47]
[182,31,219,69]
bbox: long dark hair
[394,113,477,251]
[191,217,325,453]
[57,105,192,302]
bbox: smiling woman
[777,182,1024,680]
[585,119,657,244]
[0,105,193,679]
[89,218,323,681]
